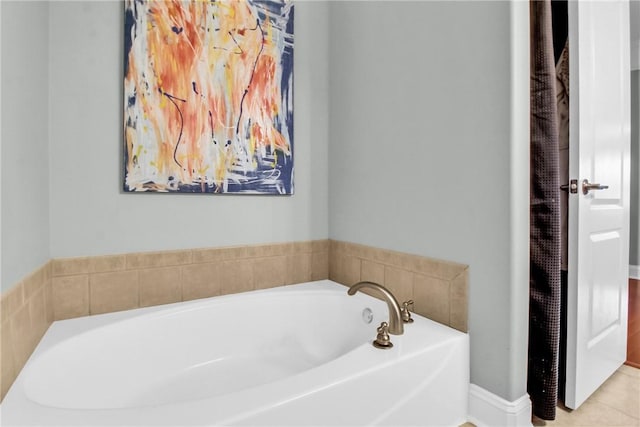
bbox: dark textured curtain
[529,0,562,420]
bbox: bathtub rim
[1,279,470,426]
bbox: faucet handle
[373,322,393,349]
[401,300,414,323]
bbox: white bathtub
[1,280,469,426]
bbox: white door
[565,0,631,410]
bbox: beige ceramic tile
[590,369,640,419]
[371,247,404,269]
[1,284,24,324]
[52,275,89,320]
[354,242,376,259]
[311,251,329,281]
[139,267,182,307]
[365,243,383,261]
[192,246,248,264]
[251,243,294,258]
[286,242,301,256]
[346,255,363,285]
[392,251,429,276]
[43,279,54,324]
[343,241,374,260]
[0,366,14,402]
[413,256,466,281]
[328,250,340,282]
[9,304,34,371]
[413,274,451,326]
[22,266,45,301]
[287,254,312,285]
[336,256,361,286]
[181,263,221,301]
[43,261,52,282]
[88,255,127,273]
[360,260,385,284]
[328,240,468,281]
[52,257,89,277]
[361,244,380,262]
[220,260,255,295]
[383,266,414,307]
[367,246,390,266]
[1,320,16,401]
[89,271,139,315]
[254,256,287,289]
[27,288,49,344]
[618,364,640,379]
[334,240,353,255]
[245,244,271,259]
[292,241,313,254]
[125,250,192,270]
[355,245,400,270]
[361,244,467,281]
[329,240,340,256]
[390,252,423,274]
[329,240,350,256]
[191,247,220,265]
[450,269,469,332]
[550,399,639,426]
[311,239,329,253]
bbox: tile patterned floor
[460,365,639,427]
[463,279,640,427]
[533,364,640,426]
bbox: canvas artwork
[123,0,294,194]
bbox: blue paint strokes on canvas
[123,0,294,195]
[123,5,135,77]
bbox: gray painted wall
[631,0,639,70]
[1,1,50,292]
[1,0,533,406]
[1,1,329,288]
[328,1,528,402]
[47,1,329,258]
[631,70,639,267]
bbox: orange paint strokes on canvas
[147,1,206,177]
[125,0,291,190]
[243,52,289,155]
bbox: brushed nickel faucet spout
[347,281,404,335]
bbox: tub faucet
[347,281,404,335]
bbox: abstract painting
[123,0,294,194]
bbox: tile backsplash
[1,263,52,400]
[50,241,330,321]
[0,239,468,402]
[329,240,468,333]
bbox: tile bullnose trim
[125,250,193,270]
[52,257,89,277]
[328,239,467,280]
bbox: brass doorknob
[582,179,609,195]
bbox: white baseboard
[630,265,639,280]
[468,384,532,427]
